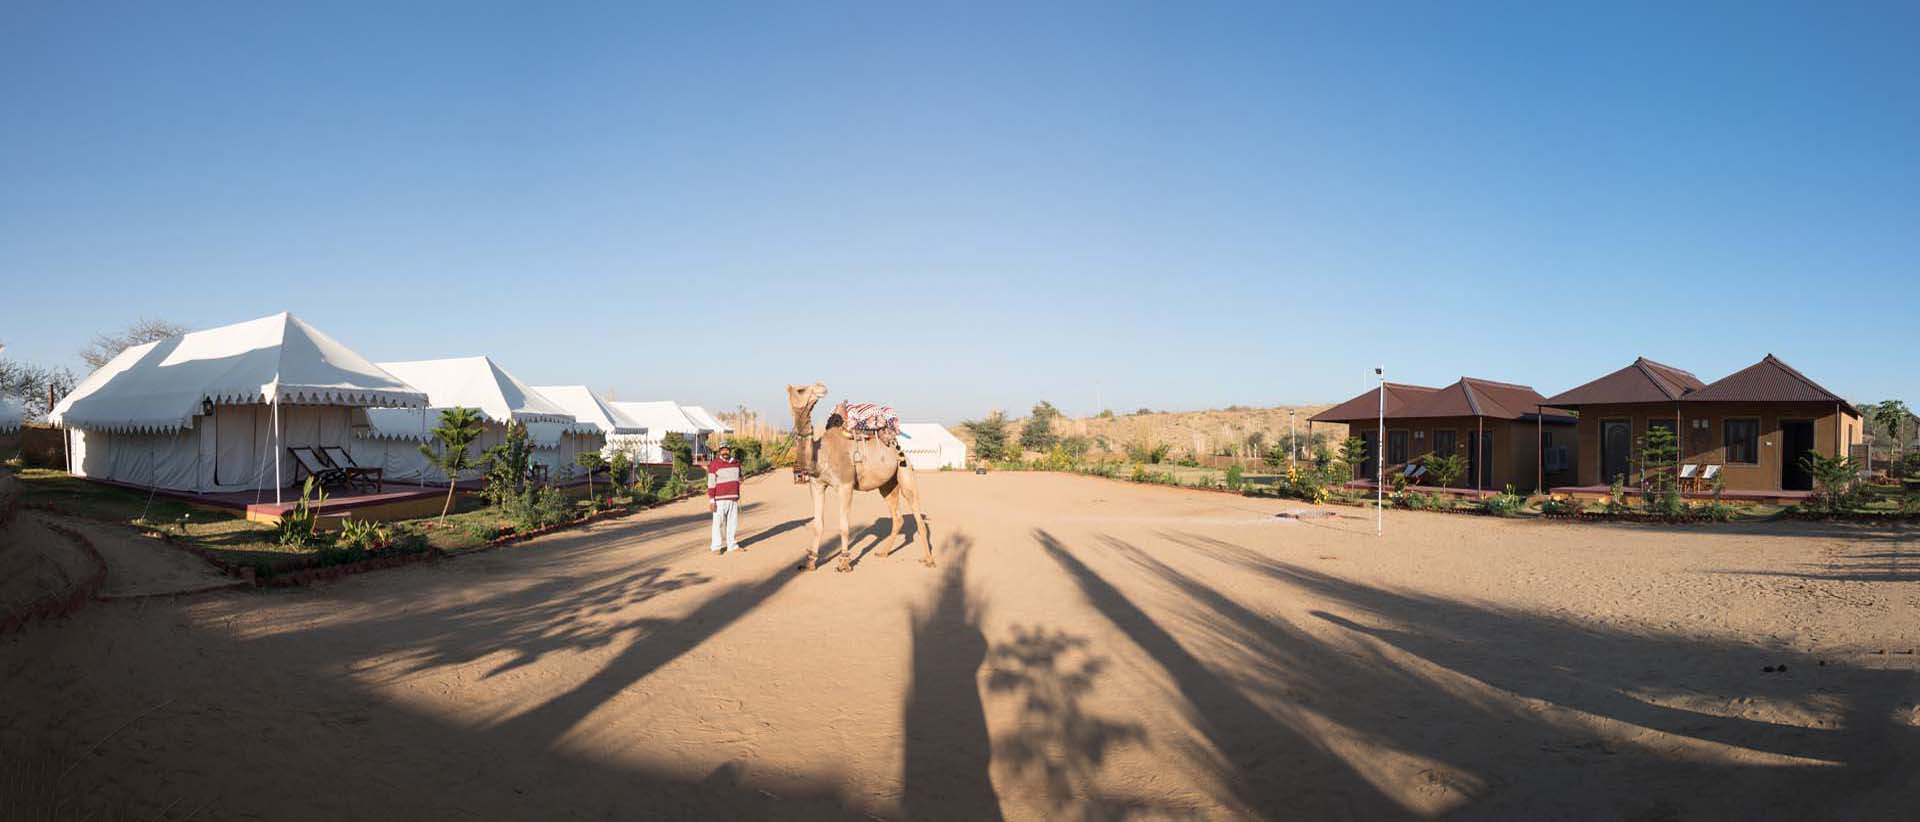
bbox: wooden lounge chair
[288,446,351,491]
[1678,464,1699,492]
[319,445,384,493]
[1401,463,1428,485]
[1701,464,1722,487]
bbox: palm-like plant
[574,452,607,500]
[1873,400,1911,459]
[419,407,484,521]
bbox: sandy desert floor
[3,472,1918,821]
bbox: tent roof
[528,385,647,435]
[609,401,703,436]
[680,405,731,433]
[1540,357,1706,408]
[0,396,23,433]
[51,312,427,434]
[376,357,574,425]
[1310,383,1442,423]
[900,423,964,449]
[1686,354,1859,413]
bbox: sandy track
[2,472,1916,820]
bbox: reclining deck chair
[288,446,351,492]
[319,445,385,493]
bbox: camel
[786,382,935,572]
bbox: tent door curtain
[215,404,262,487]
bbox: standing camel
[786,382,935,572]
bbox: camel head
[785,382,828,433]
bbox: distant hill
[954,404,1349,461]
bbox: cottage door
[1600,420,1632,487]
[1782,420,1815,491]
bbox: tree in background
[574,452,606,500]
[80,318,189,370]
[1636,425,1681,515]
[1872,400,1911,462]
[1422,451,1466,489]
[661,432,695,478]
[1058,435,1093,460]
[962,412,1011,461]
[1020,401,1060,452]
[419,407,483,520]
[1338,436,1369,480]
[0,358,76,420]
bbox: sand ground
[3,472,1917,821]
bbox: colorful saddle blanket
[841,403,900,438]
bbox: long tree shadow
[1032,529,1401,820]
[1144,528,1920,820]
[901,532,1003,822]
[984,624,1153,820]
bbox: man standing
[707,444,743,554]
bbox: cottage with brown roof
[1311,377,1576,493]
[1541,355,1863,499]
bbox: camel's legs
[833,481,857,572]
[805,480,826,571]
[899,468,935,567]
[879,481,904,558]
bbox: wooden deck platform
[1549,484,1811,505]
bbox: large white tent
[50,312,427,500]
[610,401,706,463]
[531,385,650,463]
[900,423,967,470]
[359,357,601,485]
[0,396,23,434]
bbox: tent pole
[272,393,282,505]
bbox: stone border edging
[0,518,110,634]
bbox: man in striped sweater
[707,444,744,554]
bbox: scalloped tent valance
[50,312,428,433]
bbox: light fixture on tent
[202,397,215,417]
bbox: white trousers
[710,499,739,550]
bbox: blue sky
[4,1,1917,424]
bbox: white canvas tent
[681,405,732,435]
[531,385,650,463]
[900,423,967,470]
[610,401,705,463]
[362,357,601,485]
[49,312,427,501]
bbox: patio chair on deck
[288,446,351,492]
[1401,463,1427,485]
[1678,464,1699,492]
[1701,464,1722,489]
[319,445,385,493]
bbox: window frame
[1432,430,1457,460]
[1723,417,1760,465]
[1387,429,1410,465]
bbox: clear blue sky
[4,1,1916,424]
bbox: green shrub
[335,518,393,551]
[464,520,501,543]
[1801,452,1860,513]
[1225,463,1245,491]
[1540,496,1585,516]
[275,477,325,548]
[1480,485,1525,516]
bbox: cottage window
[1724,418,1760,464]
[1432,430,1457,458]
[1388,431,1409,465]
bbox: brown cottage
[1541,355,1862,500]
[1310,377,1577,494]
